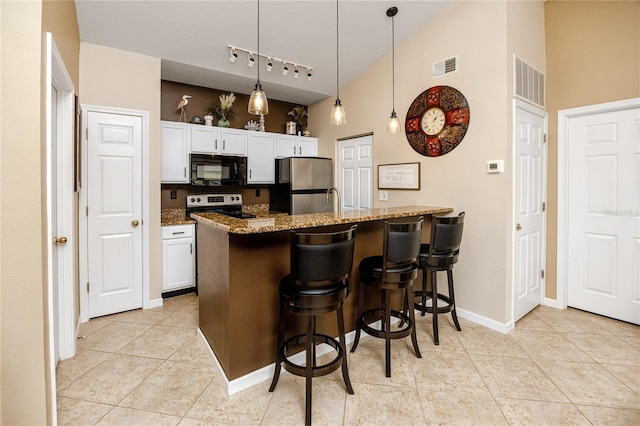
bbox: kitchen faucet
[326,187,342,213]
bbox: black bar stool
[414,212,465,345]
[351,217,423,377]
[269,225,357,426]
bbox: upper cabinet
[191,126,219,154]
[161,122,190,183]
[219,128,247,156]
[247,132,276,184]
[275,134,318,158]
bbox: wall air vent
[514,56,545,107]
[432,55,458,79]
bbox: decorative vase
[218,117,230,127]
[204,114,214,126]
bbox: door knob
[516,223,522,231]
[131,220,140,228]
[54,236,68,245]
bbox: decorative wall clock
[405,85,470,157]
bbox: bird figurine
[177,95,192,122]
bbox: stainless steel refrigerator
[271,157,335,214]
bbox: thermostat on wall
[486,160,504,174]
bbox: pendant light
[330,0,346,125]
[387,6,400,134]
[248,0,269,115]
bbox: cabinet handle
[249,169,252,178]
[190,243,193,254]
[172,231,185,235]
[223,140,225,150]
[299,146,302,155]
[215,139,218,150]
[183,167,186,177]
[293,146,296,155]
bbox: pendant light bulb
[330,98,346,125]
[387,110,400,134]
[330,0,346,125]
[248,0,269,115]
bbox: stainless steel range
[185,193,256,219]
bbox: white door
[565,103,639,324]
[339,135,373,211]
[87,111,143,318]
[514,101,547,322]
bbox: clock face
[421,108,446,136]
[405,86,470,157]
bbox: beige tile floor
[57,293,640,425]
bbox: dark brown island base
[192,205,453,383]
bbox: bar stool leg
[336,304,354,394]
[448,270,462,331]
[351,282,366,353]
[420,269,428,316]
[431,270,439,345]
[305,315,315,426]
[269,303,287,392]
[384,289,392,378]
[407,284,421,358]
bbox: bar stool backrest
[291,225,357,288]
[429,212,465,256]
[383,217,424,274]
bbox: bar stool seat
[414,212,465,345]
[351,217,424,377]
[269,225,357,426]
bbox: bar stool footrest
[280,334,344,378]
[413,291,455,314]
[358,309,414,340]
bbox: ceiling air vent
[514,56,545,107]
[432,55,458,79]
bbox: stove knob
[196,197,201,202]
[190,198,195,203]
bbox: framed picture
[378,162,421,190]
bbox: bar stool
[269,225,357,426]
[414,212,465,345]
[351,217,423,377]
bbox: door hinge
[542,202,546,212]
[86,282,90,292]
[543,133,547,143]
[540,270,545,279]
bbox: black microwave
[190,154,247,186]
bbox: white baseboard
[147,298,163,309]
[457,307,514,334]
[544,297,565,309]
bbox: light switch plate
[379,190,388,201]
[486,160,504,173]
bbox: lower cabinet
[162,224,195,293]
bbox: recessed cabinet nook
[160,120,318,184]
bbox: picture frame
[378,162,421,190]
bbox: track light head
[248,52,255,67]
[266,58,273,72]
[307,68,312,81]
[293,65,299,79]
[282,62,289,76]
[230,48,238,63]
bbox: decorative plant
[288,105,308,126]
[210,92,237,121]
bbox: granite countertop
[161,208,196,226]
[191,205,453,235]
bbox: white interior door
[339,135,373,211]
[87,111,143,318]
[565,103,639,324]
[514,100,547,322]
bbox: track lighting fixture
[227,45,313,82]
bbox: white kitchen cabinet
[162,224,195,293]
[247,132,276,184]
[275,134,318,157]
[161,121,189,183]
[190,125,219,154]
[296,136,318,157]
[219,128,247,155]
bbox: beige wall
[544,0,640,298]
[310,0,546,324]
[79,42,163,300]
[0,1,49,424]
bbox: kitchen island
[192,205,453,387]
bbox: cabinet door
[162,237,195,292]
[219,128,247,155]
[247,133,276,184]
[161,122,189,183]
[191,125,219,153]
[275,134,297,158]
[297,136,318,157]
